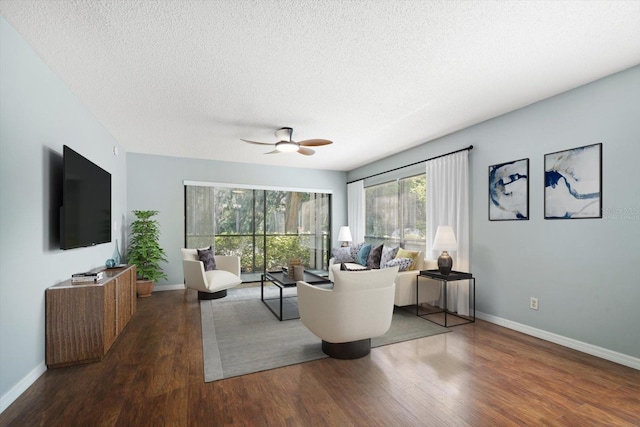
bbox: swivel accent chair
[181,248,242,300]
[297,265,398,359]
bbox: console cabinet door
[103,280,117,353]
[115,276,131,334]
[46,286,106,367]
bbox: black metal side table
[417,269,475,327]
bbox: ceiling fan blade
[298,139,333,147]
[298,147,315,156]
[264,149,281,154]
[241,139,276,146]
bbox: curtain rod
[347,145,474,184]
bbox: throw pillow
[349,242,364,261]
[396,248,420,271]
[367,244,384,269]
[382,257,413,272]
[340,263,370,271]
[380,245,399,267]
[356,244,372,266]
[197,246,217,271]
[331,246,354,263]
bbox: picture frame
[488,158,529,221]
[544,143,602,219]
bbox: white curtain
[347,181,365,244]
[426,150,470,315]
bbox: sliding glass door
[185,183,331,280]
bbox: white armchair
[181,248,242,300]
[297,265,399,359]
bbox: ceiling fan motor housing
[275,127,294,141]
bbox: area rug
[200,286,450,382]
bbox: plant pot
[136,279,154,298]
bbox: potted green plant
[127,210,168,297]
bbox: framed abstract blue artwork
[489,158,529,220]
[544,143,602,219]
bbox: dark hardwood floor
[1,289,639,426]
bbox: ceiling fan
[241,127,332,156]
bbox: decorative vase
[113,239,121,265]
[293,265,305,281]
[288,258,302,279]
[136,279,154,298]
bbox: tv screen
[60,145,112,250]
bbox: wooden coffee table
[261,270,330,321]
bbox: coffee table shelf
[261,270,330,321]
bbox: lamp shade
[337,226,352,243]
[432,226,457,251]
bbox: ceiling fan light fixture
[275,141,299,152]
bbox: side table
[417,269,475,327]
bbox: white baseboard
[0,362,47,415]
[476,311,640,371]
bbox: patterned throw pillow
[382,257,413,272]
[356,244,372,266]
[396,248,420,271]
[349,242,364,261]
[197,246,217,271]
[367,244,384,269]
[380,245,399,267]
[331,246,354,263]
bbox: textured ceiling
[1,1,639,171]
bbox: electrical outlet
[530,297,539,310]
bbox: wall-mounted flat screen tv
[60,145,112,250]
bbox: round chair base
[198,289,227,300]
[322,338,371,359]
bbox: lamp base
[438,251,453,275]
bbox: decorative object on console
[489,158,529,221]
[113,238,122,264]
[127,210,168,297]
[337,226,352,247]
[105,258,116,268]
[432,225,457,275]
[544,143,602,219]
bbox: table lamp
[337,226,352,247]
[432,225,457,275]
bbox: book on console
[72,271,104,278]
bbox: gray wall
[0,18,128,408]
[126,153,347,287]
[349,65,640,361]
